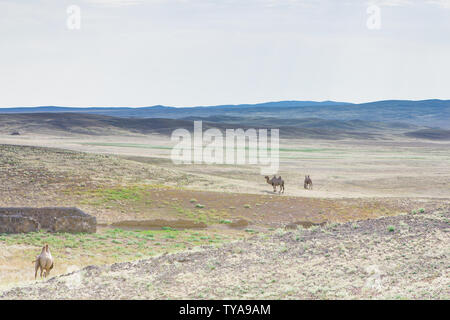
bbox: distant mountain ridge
[0,99,449,129]
[0,100,352,112]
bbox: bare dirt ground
[0,132,448,299]
[1,209,448,300]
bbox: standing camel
[265,175,285,194]
[304,175,313,190]
[33,244,54,279]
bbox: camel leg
[34,262,39,280]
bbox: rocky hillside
[1,209,448,300]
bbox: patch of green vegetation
[79,142,173,150]
[278,148,334,153]
[0,227,236,268]
[387,225,395,232]
[71,184,177,208]
[195,204,205,208]
[280,156,345,160]
[77,185,147,206]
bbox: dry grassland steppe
[0,113,448,299]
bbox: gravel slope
[1,210,448,300]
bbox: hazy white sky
[1,0,449,107]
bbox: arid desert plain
[0,113,448,299]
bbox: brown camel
[265,175,285,194]
[33,244,54,279]
[304,175,313,190]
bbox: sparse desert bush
[275,228,287,236]
[387,225,395,232]
[326,222,339,230]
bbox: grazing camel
[265,175,285,194]
[304,175,313,190]
[33,244,54,279]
